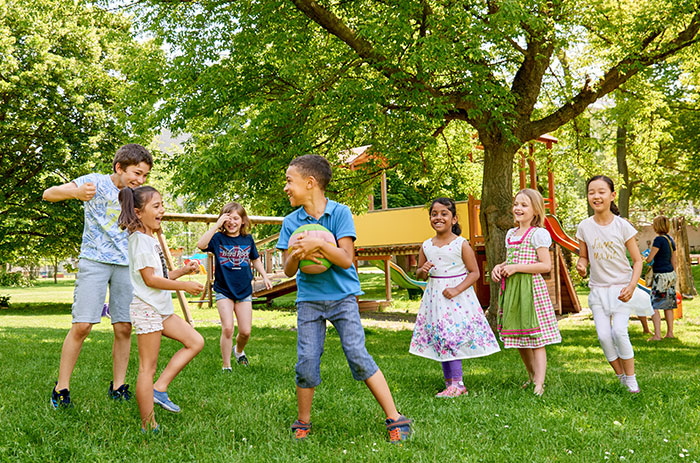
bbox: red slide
[544,215,579,254]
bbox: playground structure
[160,133,683,321]
[158,134,593,321]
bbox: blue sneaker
[153,389,180,413]
[385,415,412,444]
[51,382,72,409]
[108,381,132,401]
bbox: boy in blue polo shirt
[277,155,412,443]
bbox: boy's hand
[575,258,588,277]
[290,234,324,260]
[183,281,204,296]
[76,182,96,201]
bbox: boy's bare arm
[43,181,96,202]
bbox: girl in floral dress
[491,189,561,397]
[410,198,500,398]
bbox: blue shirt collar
[297,198,337,222]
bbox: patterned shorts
[130,297,172,335]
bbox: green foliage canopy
[0,0,161,264]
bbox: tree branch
[522,11,700,141]
[290,0,443,97]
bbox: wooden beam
[163,212,284,225]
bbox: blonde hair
[514,188,546,227]
[652,215,670,234]
[219,202,251,236]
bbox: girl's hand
[419,261,435,275]
[262,275,273,290]
[575,257,588,277]
[443,287,462,299]
[215,213,230,229]
[183,260,200,275]
[618,285,635,303]
[501,264,519,277]
[183,281,204,296]
[490,264,503,282]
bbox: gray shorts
[71,258,133,324]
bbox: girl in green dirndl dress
[491,189,561,396]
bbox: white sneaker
[625,375,640,393]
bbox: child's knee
[191,332,205,353]
[113,322,132,339]
[295,357,321,388]
[221,325,235,339]
[237,328,251,340]
[71,323,93,339]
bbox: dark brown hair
[113,144,153,173]
[429,197,462,235]
[586,175,620,216]
[118,186,160,234]
[219,202,251,236]
[289,155,332,191]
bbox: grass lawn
[1,270,699,462]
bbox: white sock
[616,373,626,385]
[234,348,244,359]
[625,374,639,392]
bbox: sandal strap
[291,420,311,430]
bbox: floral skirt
[410,280,500,361]
[651,271,677,311]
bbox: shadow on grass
[0,303,72,316]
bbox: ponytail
[429,197,461,235]
[118,186,160,234]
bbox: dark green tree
[0,0,162,265]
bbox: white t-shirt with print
[576,216,638,288]
[128,232,174,315]
[73,173,129,265]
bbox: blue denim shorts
[215,292,252,303]
[295,295,379,388]
[72,258,133,324]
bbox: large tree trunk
[479,137,519,323]
[672,216,697,298]
[616,125,630,218]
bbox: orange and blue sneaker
[385,415,412,444]
[108,381,132,401]
[291,420,311,440]
[51,383,72,409]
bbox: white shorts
[130,297,172,335]
[588,285,653,317]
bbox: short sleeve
[132,235,159,270]
[619,218,637,243]
[249,236,260,260]
[652,236,664,250]
[575,222,585,242]
[277,217,294,250]
[72,173,98,188]
[530,228,552,249]
[504,228,516,244]
[333,205,356,241]
[206,233,220,254]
